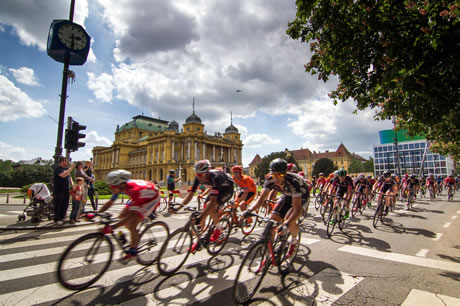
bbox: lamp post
[392,116,401,175]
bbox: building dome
[225,124,238,133]
[185,113,202,124]
[168,120,179,132]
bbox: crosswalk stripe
[0,224,100,241]
[339,245,460,273]
[268,268,364,305]
[401,289,460,306]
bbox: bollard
[6,193,9,204]
[24,194,26,204]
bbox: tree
[312,158,337,177]
[254,152,298,182]
[348,159,364,173]
[287,1,459,159]
[363,157,375,173]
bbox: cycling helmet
[410,174,416,179]
[287,163,297,172]
[404,174,409,178]
[319,172,325,177]
[429,173,434,178]
[169,169,175,173]
[232,165,243,173]
[299,171,305,177]
[366,175,372,179]
[106,169,131,186]
[269,158,288,173]
[333,170,339,176]
[449,174,454,177]
[337,168,347,177]
[194,160,211,173]
[358,173,365,179]
[328,173,335,179]
[383,170,392,178]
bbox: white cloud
[87,72,114,103]
[85,130,112,147]
[0,141,27,161]
[243,133,281,148]
[8,67,40,86]
[0,74,47,121]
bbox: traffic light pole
[65,116,72,160]
[53,0,75,165]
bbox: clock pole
[53,0,76,165]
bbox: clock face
[57,24,88,50]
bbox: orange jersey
[233,174,257,193]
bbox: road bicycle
[351,192,366,217]
[260,199,276,219]
[406,188,415,210]
[326,195,349,237]
[57,211,169,290]
[156,203,231,276]
[298,195,311,223]
[320,194,333,225]
[233,212,300,304]
[373,193,393,228]
[419,185,426,198]
[314,188,325,211]
[220,200,258,236]
[428,185,435,201]
[447,186,454,201]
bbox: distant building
[92,111,243,183]
[373,129,455,177]
[286,144,366,180]
[248,154,262,178]
[17,157,51,166]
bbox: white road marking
[451,215,457,220]
[415,249,429,257]
[432,233,443,241]
[0,224,100,241]
[457,210,460,214]
[401,289,460,306]
[339,245,460,273]
[268,268,364,305]
[443,222,451,228]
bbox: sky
[0,0,393,167]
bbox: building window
[415,143,420,149]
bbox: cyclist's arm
[99,193,119,213]
[238,189,249,204]
[181,190,195,205]
[283,196,301,226]
[248,188,269,212]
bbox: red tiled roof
[249,154,262,166]
[290,144,366,161]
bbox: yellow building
[92,112,243,183]
[248,154,262,178]
[285,144,366,180]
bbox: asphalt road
[0,193,459,305]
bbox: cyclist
[181,160,234,253]
[373,170,398,215]
[400,174,409,201]
[330,168,354,222]
[353,173,371,210]
[231,165,257,223]
[436,175,443,194]
[315,173,327,196]
[406,175,420,205]
[444,175,457,198]
[426,173,437,198]
[244,158,308,257]
[98,170,161,263]
[166,169,181,211]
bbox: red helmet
[298,171,305,177]
[287,163,297,172]
[232,165,243,173]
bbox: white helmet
[106,170,131,186]
[194,160,211,173]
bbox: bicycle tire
[201,214,213,233]
[278,232,301,275]
[351,197,359,218]
[326,207,337,237]
[157,228,192,276]
[207,216,232,256]
[373,201,383,228]
[157,199,168,213]
[338,207,347,231]
[240,213,258,236]
[233,240,269,304]
[57,232,113,290]
[314,194,321,210]
[136,221,169,266]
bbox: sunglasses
[271,173,285,178]
[196,173,207,177]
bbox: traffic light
[72,121,86,151]
[64,119,86,152]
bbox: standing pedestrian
[167,169,181,212]
[75,161,93,219]
[69,177,84,224]
[84,160,97,210]
[53,156,75,225]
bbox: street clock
[47,19,91,65]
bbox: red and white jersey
[124,180,160,206]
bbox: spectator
[70,177,84,224]
[84,160,97,210]
[75,161,93,219]
[53,156,75,225]
[166,169,181,211]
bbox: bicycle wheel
[207,216,232,256]
[373,202,383,228]
[351,197,359,218]
[314,194,322,210]
[326,207,337,237]
[278,232,301,274]
[201,214,213,233]
[240,213,258,236]
[157,228,192,276]
[136,221,169,266]
[338,207,347,231]
[233,240,270,304]
[57,232,113,290]
[156,198,168,213]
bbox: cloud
[85,130,112,147]
[87,72,114,103]
[243,133,281,148]
[0,0,89,51]
[0,141,27,161]
[8,67,40,86]
[0,74,47,122]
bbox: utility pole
[53,0,75,165]
[392,116,401,175]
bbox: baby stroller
[18,183,54,224]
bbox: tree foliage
[254,151,298,182]
[287,1,460,159]
[312,158,337,177]
[348,159,364,173]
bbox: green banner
[378,129,425,144]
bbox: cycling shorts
[126,198,160,220]
[273,193,309,219]
[236,191,256,205]
[204,185,234,207]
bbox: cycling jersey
[316,177,327,187]
[233,174,257,193]
[331,176,353,197]
[111,180,160,219]
[354,179,370,193]
[376,176,397,193]
[427,178,436,186]
[445,177,456,185]
[407,179,419,189]
[191,169,234,205]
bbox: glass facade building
[373,130,455,177]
